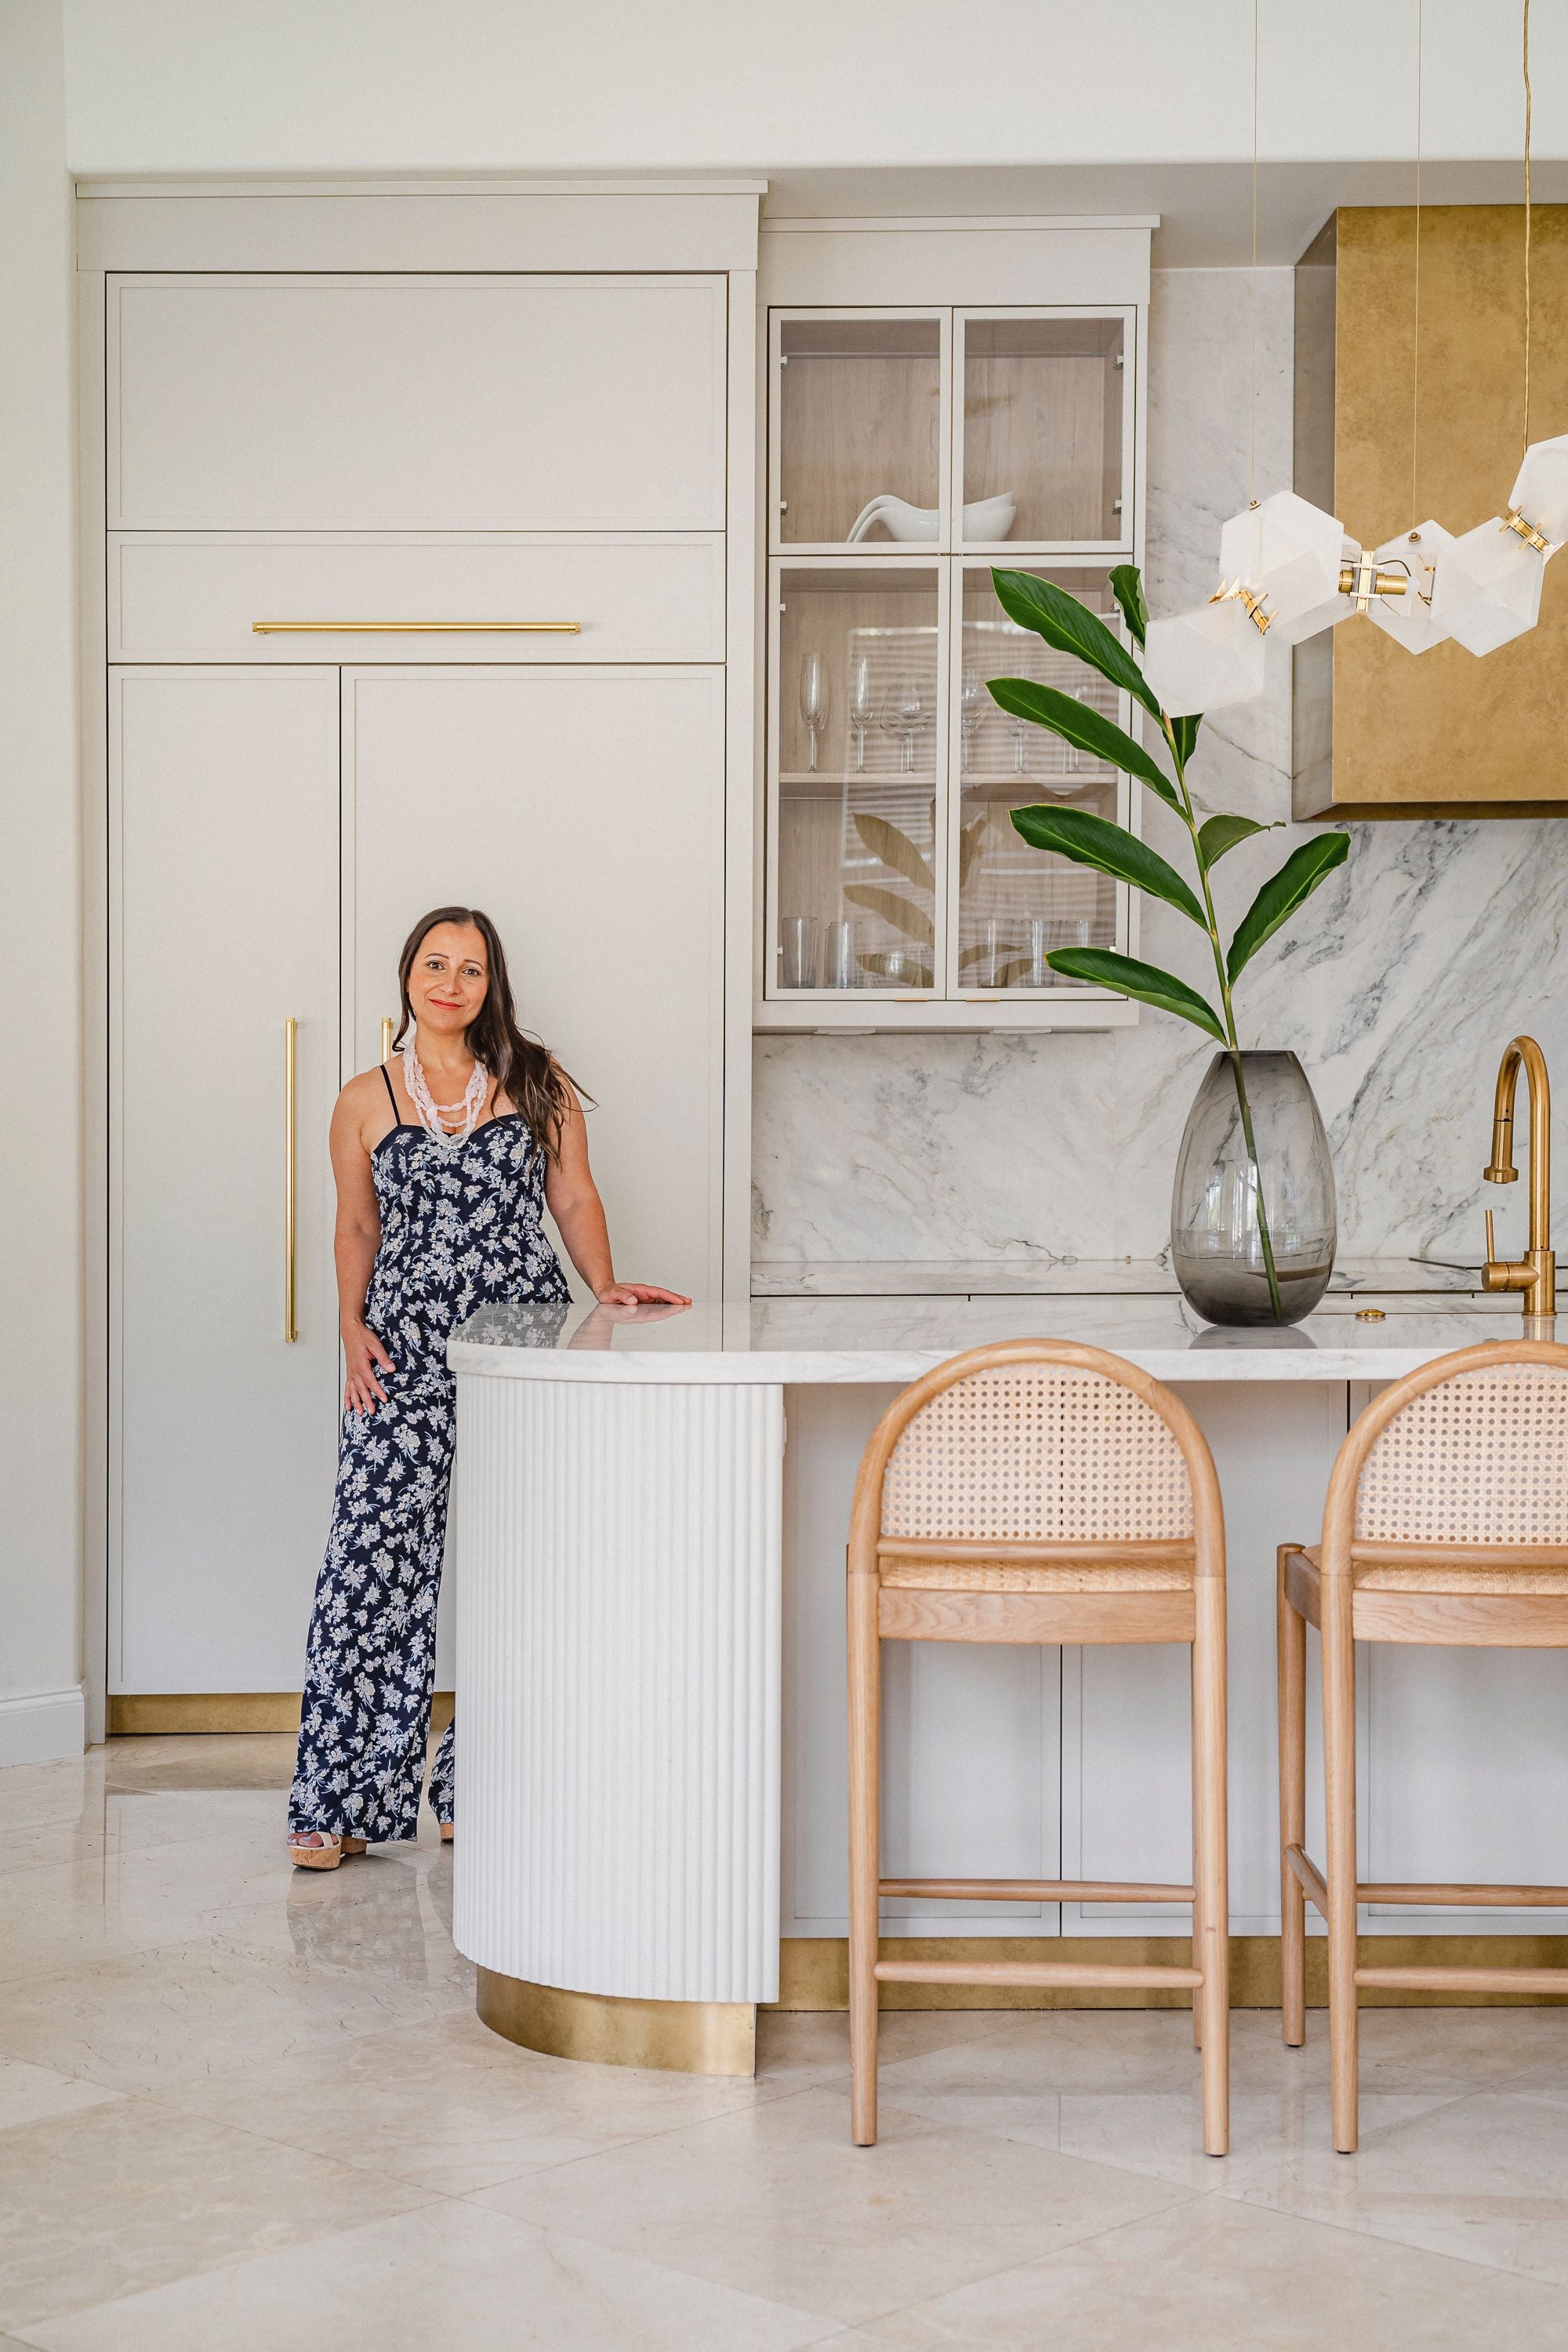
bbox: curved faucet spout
[1482,1036,1555,1318]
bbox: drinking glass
[880,684,928,775]
[823,918,858,990]
[1010,709,1033,776]
[779,915,818,989]
[1047,916,1094,953]
[848,655,876,772]
[959,668,984,772]
[799,653,829,775]
[975,917,1012,989]
[1022,915,1051,988]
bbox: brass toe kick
[476,1968,757,2076]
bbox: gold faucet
[1482,1035,1555,1318]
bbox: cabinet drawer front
[109,274,727,530]
[110,534,725,662]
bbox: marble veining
[752,268,1568,1268]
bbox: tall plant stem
[1160,716,1286,1322]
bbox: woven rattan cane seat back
[881,1367,1194,1544]
[1355,1361,1568,1547]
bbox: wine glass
[799,653,829,774]
[880,682,928,775]
[1010,707,1033,776]
[848,655,876,772]
[959,668,983,772]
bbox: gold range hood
[1294,205,1568,819]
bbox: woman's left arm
[543,1083,691,1307]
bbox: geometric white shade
[1429,517,1547,655]
[1143,597,1269,717]
[1218,490,1346,641]
[1510,432,1568,543]
[1367,520,1454,653]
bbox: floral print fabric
[289,1107,569,1840]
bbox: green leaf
[1010,804,1208,930]
[853,812,935,892]
[1171,713,1203,765]
[1044,948,1226,1040]
[1226,831,1350,983]
[1197,812,1279,870]
[986,677,1179,810]
[841,884,935,947]
[991,568,1163,723]
[1109,564,1149,648]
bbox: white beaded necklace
[405,1042,488,1149]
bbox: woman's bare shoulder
[332,1064,397,1142]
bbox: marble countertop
[448,1289,1534,1386]
[749,1257,1483,1298]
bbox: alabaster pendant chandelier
[1143,0,1568,718]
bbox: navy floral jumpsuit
[289,1068,570,1842]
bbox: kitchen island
[448,1285,1566,2074]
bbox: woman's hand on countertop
[343,1319,394,1415]
[593,1282,692,1308]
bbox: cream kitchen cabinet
[111,668,342,1692]
[758,295,1144,1033]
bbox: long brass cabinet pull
[381,1017,394,1063]
[251,621,581,635]
[284,1018,298,1345]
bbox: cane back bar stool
[847,1340,1230,2155]
[1279,1338,1568,2153]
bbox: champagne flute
[880,682,927,775]
[848,655,875,772]
[959,668,983,772]
[799,652,829,775]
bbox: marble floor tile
[0,2098,433,2333]
[1237,2087,1568,2285]
[850,2188,1568,2348]
[1254,2003,1568,2096]
[0,2058,122,2136]
[753,2005,1019,2089]
[0,1930,468,2096]
[10,2201,843,2352]
[151,2009,804,2196]
[474,2084,1188,2324]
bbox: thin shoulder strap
[379,1062,399,1123]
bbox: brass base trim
[477,1968,757,2075]
[772,1934,1568,2012]
[1291,800,1568,824]
[108,1691,456,1737]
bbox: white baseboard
[0,1686,86,1767]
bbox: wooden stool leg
[1278,1548,1308,2048]
[847,1565,880,2147]
[1192,1573,1229,2156]
[1191,1687,1203,2050]
[1322,1575,1359,2153]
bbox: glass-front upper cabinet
[761,300,1142,1032]
[769,307,1134,557]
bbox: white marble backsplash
[752,267,1568,1271]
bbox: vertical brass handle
[381,1016,394,1064]
[284,1018,299,1344]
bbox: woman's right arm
[330,1080,394,1416]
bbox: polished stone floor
[5,1739,1568,2347]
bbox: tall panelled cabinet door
[111,668,341,1693]
[345,666,725,1304]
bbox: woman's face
[408,922,489,1043]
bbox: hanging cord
[1249,0,1259,505]
[1523,0,1533,452]
[1411,0,1422,522]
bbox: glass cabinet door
[952,566,1121,996]
[771,563,943,995]
[772,314,945,550]
[956,312,1131,550]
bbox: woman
[288,906,688,1867]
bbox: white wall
[0,0,83,1762]
[752,267,1568,1270]
[61,0,1568,178]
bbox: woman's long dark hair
[393,906,580,1160]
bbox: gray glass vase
[1171,1050,1336,1327]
